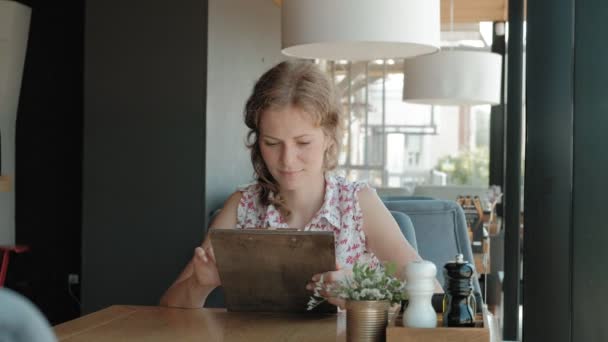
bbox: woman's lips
[279,170,302,176]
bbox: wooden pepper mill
[443,254,477,327]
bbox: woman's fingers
[192,246,221,287]
[308,270,347,298]
[194,247,208,263]
[307,269,349,310]
[204,243,216,262]
[327,297,346,310]
[312,270,346,283]
[311,272,329,283]
[194,245,217,263]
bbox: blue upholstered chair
[382,199,482,297]
[0,288,57,342]
[389,211,418,252]
[381,195,435,202]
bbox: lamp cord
[450,0,454,33]
[450,0,455,50]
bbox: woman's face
[259,106,329,191]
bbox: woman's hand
[306,267,353,310]
[191,245,221,288]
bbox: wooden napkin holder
[387,306,492,342]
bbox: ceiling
[273,0,513,24]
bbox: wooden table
[54,305,497,342]
[54,305,346,341]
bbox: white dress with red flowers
[236,173,380,269]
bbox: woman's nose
[280,144,297,166]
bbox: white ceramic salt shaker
[402,260,437,328]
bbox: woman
[160,60,438,309]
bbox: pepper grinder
[402,260,437,328]
[443,254,477,327]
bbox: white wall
[205,0,285,224]
[0,1,30,245]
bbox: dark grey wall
[524,0,608,341]
[82,0,207,313]
[12,0,83,324]
[204,0,284,225]
[572,0,608,340]
[524,0,574,340]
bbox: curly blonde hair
[244,60,344,217]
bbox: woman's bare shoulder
[225,190,243,207]
[209,191,243,230]
[355,185,380,207]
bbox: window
[320,60,491,189]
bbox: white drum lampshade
[281,0,440,61]
[403,50,503,105]
[0,0,31,245]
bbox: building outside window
[320,59,491,191]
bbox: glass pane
[332,61,349,166]
[339,168,383,188]
[432,105,490,186]
[366,126,384,166]
[367,62,384,126]
[326,60,491,189]
[385,72,433,127]
[366,61,385,167]
[386,133,405,174]
[349,62,367,166]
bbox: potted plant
[308,261,406,342]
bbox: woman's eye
[263,141,279,146]
[297,141,311,146]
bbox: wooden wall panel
[274,0,513,24]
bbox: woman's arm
[357,187,443,292]
[159,191,242,308]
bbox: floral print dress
[236,173,380,268]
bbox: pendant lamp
[281,0,440,61]
[402,50,502,105]
[402,0,503,105]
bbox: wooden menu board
[209,229,337,313]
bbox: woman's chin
[276,173,304,191]
[277,179,301,191]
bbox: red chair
[0,245,29,287]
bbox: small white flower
[361,279,373,288]
[307,260,406,310]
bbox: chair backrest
[383,199,481,296]
[412,185,489,203]
[389,211,418,252]
[0,288,56,342]
[382,195,435,202]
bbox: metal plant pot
[346,300,390,342]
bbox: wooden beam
[273,0,510,23]
[0,176,11,193]
[441,0,508,23]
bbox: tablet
[209,229,337,313]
